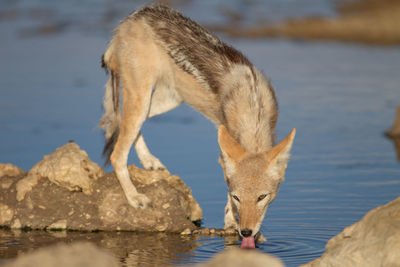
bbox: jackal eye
[257,194,267,202]
[232,195,240,202]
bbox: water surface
[1,1,400,266]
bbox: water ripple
[173,226,336,266]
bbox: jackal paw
[126,192,152,209]
[140,156,166,170]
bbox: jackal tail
[100,42,120,165]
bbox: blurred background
[1,0,399,266]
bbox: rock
[180,228,191,235]
[127,165,202,222]
[0,203,14,224]
[1,164,25,190]
[15,174,41,201]
[301,197,400,267]
[0,164,25,178]
[388,136,400,161]
[11,219,21,229]
[385,106,400,138]
[195,247,284,267]
[3,242,119,267]
[0,142,202,233]
[191,228,237,237]
[48,219,67,230]
[385,107,400,161]
[16,142,103,201]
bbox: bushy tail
[100,46,120,165]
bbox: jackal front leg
[224,193,239,231]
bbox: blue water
[1,1,400,266]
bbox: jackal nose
[241,229,252,237]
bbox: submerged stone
[196,247,284,267]
[3,242,119,267]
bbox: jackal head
[218,125,296,242]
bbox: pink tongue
[240,236,255,249]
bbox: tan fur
[218,127,295,235]
[101,5,295,238]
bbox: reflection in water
[0,229,246,266]
[387,137,400,162]
[385,106,400,161]
[0,229,201,266]
[0,228,334,266]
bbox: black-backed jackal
[101,5,295,248]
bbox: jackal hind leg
[134,82,183,170]
[110,71,153,209]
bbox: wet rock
[0,142,202,233]
[11,219,21,229]
[191,227,240,238]
[3,242,119,267]
[16,142,103,201]
[301,197,400,267]
[180,228,192,235]
[48,219,67,230]
[196,247,284,267]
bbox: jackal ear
[265,128,296,179]
[218,125,247,165]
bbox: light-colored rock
[302,197,400,267]
[0,143,202,233]
[1,178,14,189]
[11,219,21,229]
[16,142,104,201]
[0,203,14,224]
[16,174,41,201]
[0,163,25,178]
[3,242,119,267]
[195,247,284,267]
[128,165,202,221]
[180,228,191,235]
[165,174,202,221]
[48,219,67,230]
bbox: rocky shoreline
[0,142,202,233]
[1,196,399,266]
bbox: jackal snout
[241,229,252,237]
